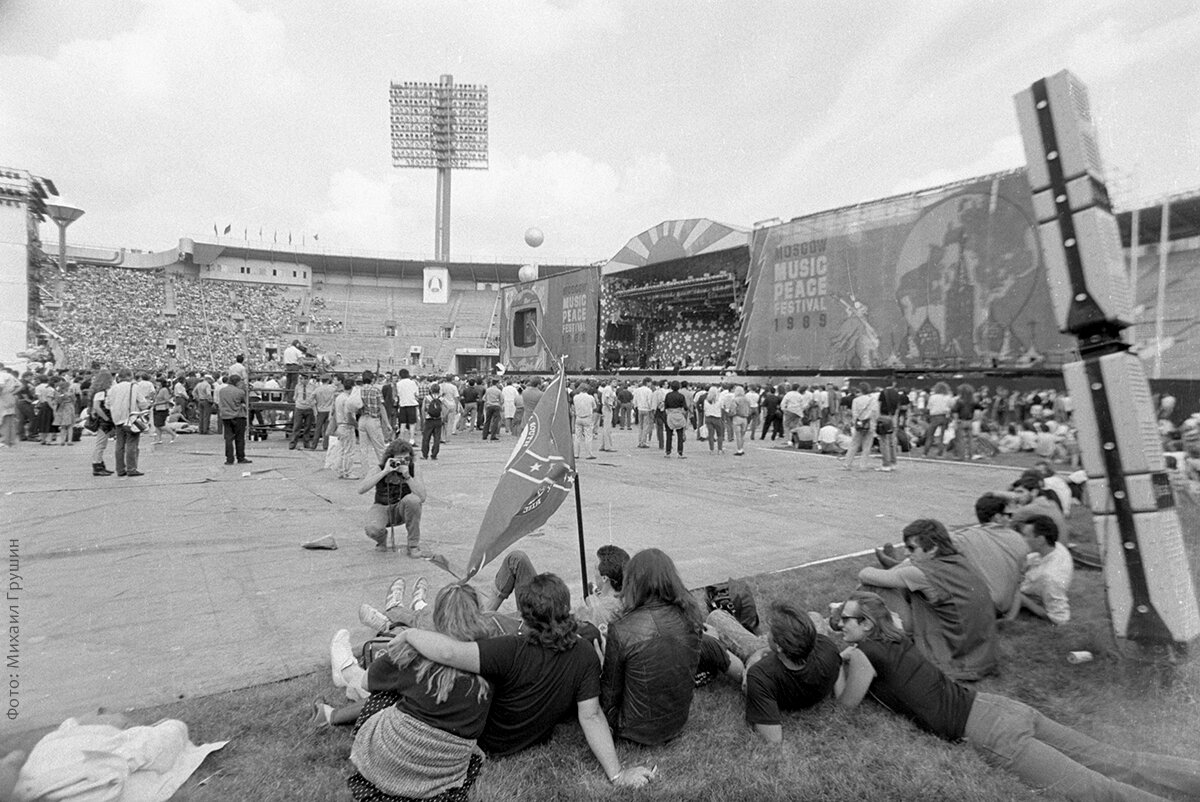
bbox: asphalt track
[0,426,1023,741]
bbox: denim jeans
[365,495,423,550]
[965,692,1200,801]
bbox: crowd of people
[309,445,1200,801]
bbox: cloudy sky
[3,0,1198,264]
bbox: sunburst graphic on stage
[604,219,747,273]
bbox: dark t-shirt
[663,390,687,410]
[761,393,781,414]
[616,388,633,404]
[743,636,840,726]
[856,637,976,741]
[366,656,491,740]
[475,634,602,756]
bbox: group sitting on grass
[315,494,1200,802]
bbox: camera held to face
[388,457,409,471]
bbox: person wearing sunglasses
[836,591,1200,801]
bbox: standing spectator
[283,339,304,391]
[289,375,316,450]
[482,379,502,441]
[421,385,443,461]
[393,368,419,444]
[519,377,543,434]
[0,367,17,448]
[52,376,77,446]
[501,379,519,435]
[333,377,361,480]
[219,374,251,466]
[573,382,597,460]
[730,385,751,456]
[439,376,460,440]
[876,378,903,473]
[745,384,761,440]
[380,371,398,437]
[632,378,654,449]
[651,380,668,450]
[151,378,178,445]
[460,379,480,431]
[952,383,978,462]
[662,381,689,459]
[599,379,616,452]
[194,374,214,435]
[358,371,390,465]
[759,384,783,441]
[228,354,249,385]
[616,382,633,430]
[780,383,805,448]
[923,382,954,457]
[88,370,115,475]
[843,382,878,472]
[703,385,724,454]
[108,369,147,477]
[312,375,336,451]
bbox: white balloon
[518,264,538,282]
[524,227,544,248]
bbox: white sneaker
[358,604,390,633]
[330,629,355,688]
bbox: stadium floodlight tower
[43,199,84,274]
[390,75,489,262]
[1014,71,1200,660]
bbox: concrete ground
[0,423,1023,743]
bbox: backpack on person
[426,396,443,419]
[704,578,760,634]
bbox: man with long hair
[397,573,655,788]
[601,548,703,744]
[836,591,1200,801]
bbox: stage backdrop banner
[500,266,601,372]
[736,170,1073,371]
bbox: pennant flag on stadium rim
[213,224,218,236]
[463,368,577,580]
[223,224,232,234]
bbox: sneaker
[358,603,390,633]
[237,459,253,464]
[407,546,429,559]
[384,577,406,612]
[126,470,144,477]
[411,576,429,611]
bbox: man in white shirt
[812,385,829,426]
[1015,514,1073,625]
[393,368,420,444]
[632,378,654,449]
[598,380,617,452]
[573,382,598,459]
[843,383,879,471]
[283,339,304,391]
[650,381,668,449]
[228,354,249,385]
[439,376,460,441]
[745,386,760,440]
[780,383,804,447]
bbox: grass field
[12,492,1200,801]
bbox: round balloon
[518,264,538,282]
[524,227,544,248]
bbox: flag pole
[574,473,589,600]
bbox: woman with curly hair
[836,590,1200,801]
[601,548,704,745]
[345,582,493,802]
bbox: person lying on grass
[390,573,656,789]
[705,600,839,744]
[835,590,1200,802]
[345,583,495,802]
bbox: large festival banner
[736,170,1073,371]
[500,266,600,371]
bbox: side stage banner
[500,267,600,372]
[736,170,1072,371]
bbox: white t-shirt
[1022,542,1073,625]
[573,391,597,419]
[395,378,418,407]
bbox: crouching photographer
[357,439,428,557]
